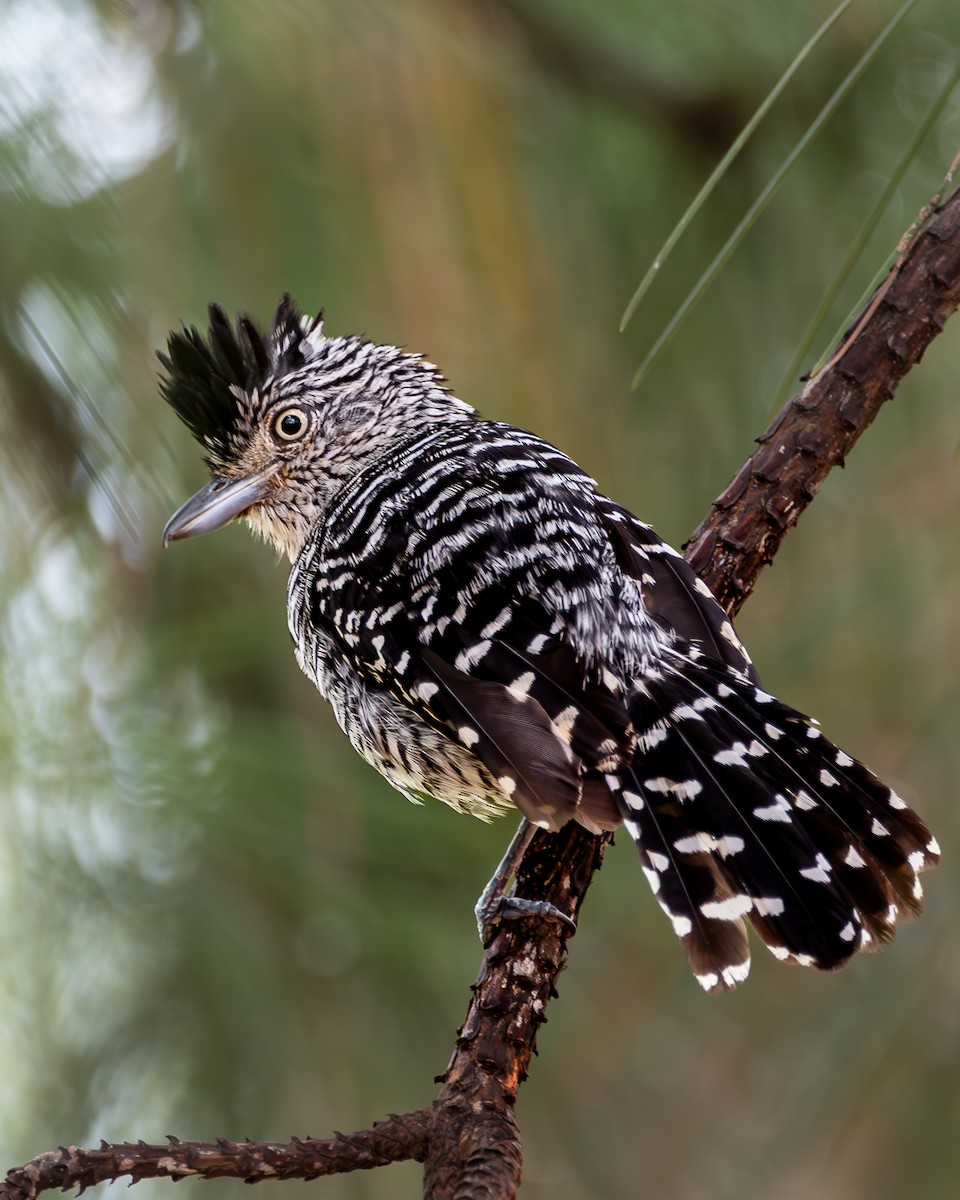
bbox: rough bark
[4,183,959,1200]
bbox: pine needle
[779,56,960,400]
[620,0,856,333]
[629,0,917,390]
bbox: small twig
[1,1117,431,1200]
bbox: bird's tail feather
[610,659,939,993]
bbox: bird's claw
[475,893,577,942]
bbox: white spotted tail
[613,657,939,992]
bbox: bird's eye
[274,408,308,442]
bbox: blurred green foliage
[1,2,959,1198]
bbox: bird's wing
[598,500,759,682]
[302,429,651,831]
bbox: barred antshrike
[161,296,938,993]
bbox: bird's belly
[297,632,515,821]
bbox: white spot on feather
[674,832,744,858]
[638,720,669,751]
[600,668,621,693]
[714,743,748,768]
[551,705,579,744]
[721,960,751,988]
[754,795,792,823]
[455,640,492,671]
[481,607,512,638]
[644,777,702,801]
[719,621,740,647]
[701,894,752,921]
[800,853,832,884]
[674,833,713,854]
[508,671,535,701]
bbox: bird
[160,295,939,993]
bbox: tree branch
[5,183,960,1200]
[0,1119,431,1200]
[685,182,960,614]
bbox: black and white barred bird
[161,296,939,993]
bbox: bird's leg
[474,818,577,940]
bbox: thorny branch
[5,183,960,1200]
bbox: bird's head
[160,295,473,561]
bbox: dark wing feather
[600,503,759,682]
[420,648,582,830]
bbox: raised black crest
[158,294,323,464]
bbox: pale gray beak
[163,469,277,547]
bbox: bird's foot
[474,817,577,941]
[474,892,577,942]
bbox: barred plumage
[161,296,939,993]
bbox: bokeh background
[2,2,960,1197]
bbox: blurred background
[1,1,959,1197]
